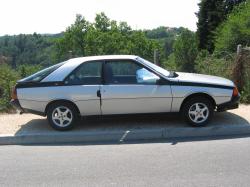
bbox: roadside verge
[1,105,250,145]
[1,124,250,145]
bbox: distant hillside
[144,26,185,39]
[0,27,183,68]
[144,26,186,57]
[0,33,61,68]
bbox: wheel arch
[180,92,216,112]
[45,99,80,116]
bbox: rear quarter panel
[17,85,100,115]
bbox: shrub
[215,1,250,52]
[195,50,235,78]
[17,64,42,78]
[0,64,20,111]
[195,50,250,103]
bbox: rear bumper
[10,99,24,113]
[10,99,45,116]
[217,95,240,112]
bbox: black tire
[182,97,214,127]
[47,102,79,131]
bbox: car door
[100,59,172,115]
[63,60,103,116]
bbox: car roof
[41,55,138,82]
[66,55,138,65]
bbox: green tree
[56,14,89,59]
[196,0,245,53]
[173,29,198,72]
[94,12,111,32]
[55,13,159,62]
[118,22,132,34]
[215,1,250,52]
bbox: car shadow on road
[13,111,250,145]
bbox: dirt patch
[0,105,249,135]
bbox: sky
[0,0,200,36]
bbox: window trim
[103,59,168,85]
[63,60,104,86]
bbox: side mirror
[139,76,160,84]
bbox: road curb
[1,125,250,145]
[163,125,250,138]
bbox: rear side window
[19,62,64,82]
[64,61,102,85]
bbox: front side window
[105,60,160,84]
[136,57,170,77]
[65,61,102,85]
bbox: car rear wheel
[47,102,78,131]
[182,97,214,127]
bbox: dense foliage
[196,0,250,102]
[55,13,160,62]
[215,1,250,52]
[0,64,19,111]
[195,50,235,79]
[0,33,60,67]
[172,29,198,72]
[196,0,246,53]
[144,26,185,58]
[0,14,185,70]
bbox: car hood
[173,72,234,87]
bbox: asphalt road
[1,137,250,187]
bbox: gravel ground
[0,105,249,135]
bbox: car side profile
[11,55,240,130]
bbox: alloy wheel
[188,103,209,124]
[52,106,73,127]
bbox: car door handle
[97,90,101,98]
[97,90,102,106]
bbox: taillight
[11,86,17,100]
[232,86,239,97]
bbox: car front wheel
[182,97,214,127]
[47,102,78,131]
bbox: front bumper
[217,95,240,112]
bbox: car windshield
[19,62,64,82]
[136,57,170,77]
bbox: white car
[11,55,240,130]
